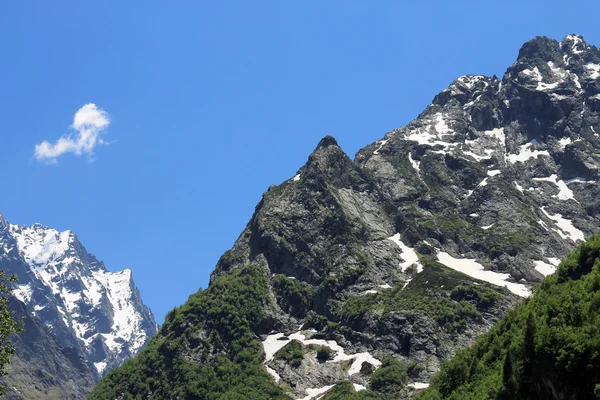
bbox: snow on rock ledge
[436,251,531,297]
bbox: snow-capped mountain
[0,212,158,377]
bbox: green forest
[419,233,600,399]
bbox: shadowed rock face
[0,297,96,400]
[92,35,600,399]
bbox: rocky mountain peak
[516,36,563,65]
[300,135,365,191]
[561,34,592,56]
[316,135,339,149]
[0,212,7,231]
[0,215,158,379]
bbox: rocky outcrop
[0,297,96,399]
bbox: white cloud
[34,103,110,163]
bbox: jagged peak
[502,34,600,94]
[432,74,497,107]
[2,212,158,377]
[516,36,563,65]
[292,135,362,190]
[316,135,339,149]
[561,34,589,55]
[0,212,7,230]
[308,135,348,163]
[452,75,493,89]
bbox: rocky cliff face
[0,297,96,399]
[0,212,158,397]
[90,34,600,399]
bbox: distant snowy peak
[0,216,157,376]
[10,223,73,267]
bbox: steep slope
[0,212,158,391]
[418,233,600,399]
[90,34,600,399]
[0,296,96,399]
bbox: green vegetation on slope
[88,265,288,400]
[370,357,408,395]
[340,257,506,333]
[274,340,304,368]
[418,233,600,399]
[322,381,388,400]
[272,274,315,317]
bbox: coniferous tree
[501,350,516,399]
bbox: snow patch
[532,174,577,202]
[353,383,367,391]
[540,207,585,243]
[387,234,423,273]
[436,251,530,297]
[558,137,572,150]
[13,284,33,304]
[408,152,420,172]
[485,128,505,142]
[262,331,382,378]
[292,174,301,182]
[266,365,281,382]
[94,361,107,375]
[507,141,550,164]
[434,113,452,134]
[534,260,556,277]
[548,257,561,266]
[514,182,525,193]
[410,382,430,389]
[373,139,389,155]
[299,385,335,400]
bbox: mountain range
[2,33,599,399]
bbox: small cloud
[34,103,110,163]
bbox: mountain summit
[91,35,600,399]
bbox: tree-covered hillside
[88,265,290,400]
[418,233,600,399]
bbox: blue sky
[1,1,599,323]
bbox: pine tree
[501,350,516,399]
[518,311,536,397]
